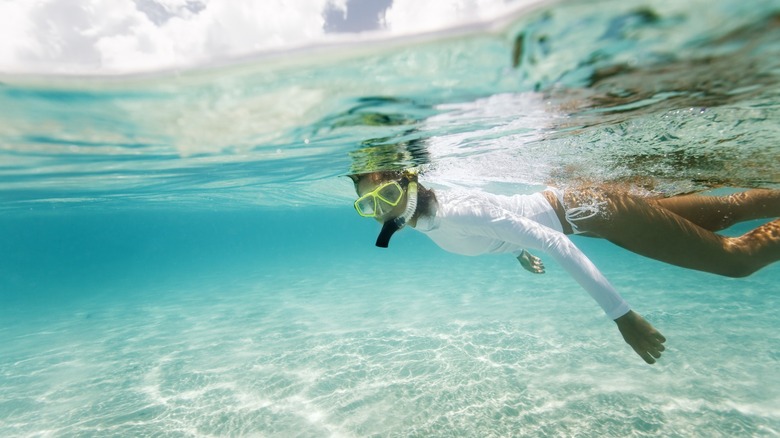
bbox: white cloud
[0,0,343,74]
[0,0,526,75]
[382,0,515,33]
[0,2,42,66]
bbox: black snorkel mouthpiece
[375,218,404,248]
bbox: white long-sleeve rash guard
[413,189,631,320]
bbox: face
[355,177,408,223]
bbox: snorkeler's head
[350,170,417,214]
[349,170,419,248]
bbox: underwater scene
[1,0,779,436]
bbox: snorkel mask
[352,171,419,248]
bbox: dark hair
[348,170,409,193]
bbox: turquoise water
[1,0,779,436]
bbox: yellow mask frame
[354,181,404,218]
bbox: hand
[614,310,666,364]
[517,249,545,274]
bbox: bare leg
[564,188,780,277]
[649,189,780,231]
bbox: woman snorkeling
[349,170,780,364]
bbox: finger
[632,345,656,364]
[642,338,664,360]
[646,336,665,350]
[640,351,656,364]
[650,334,666,352]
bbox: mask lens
[377,182,403,205]
[355,196,376,216]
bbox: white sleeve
[465,213,631,320]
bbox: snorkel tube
[375,181,418,248]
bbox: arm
[475,214,630,319]
[469,214,666,363]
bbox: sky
[0,0,530,75]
